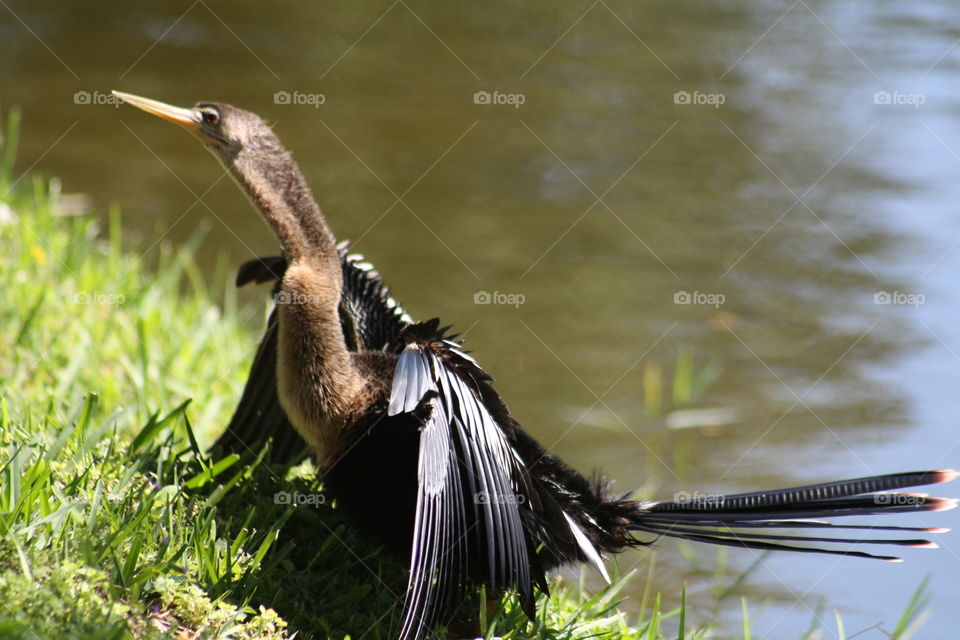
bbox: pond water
[3,1,959,637]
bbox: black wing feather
[213,307,307,463]
[389,334,534,640]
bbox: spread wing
[214,246,410,462]
[214,305,308,462]
[214,255,302,462]
[336,250,412,352]
[388,322,537,640]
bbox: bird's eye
[201,110,219,125]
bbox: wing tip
[908,541,938,549]
[932,497,959,512]
[932,469,959,484]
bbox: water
[3,1,959,636]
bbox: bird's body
[227,251,635,605]
[113,91,958,640]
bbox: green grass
[0,108,934,640]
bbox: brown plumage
[114,91,958,640]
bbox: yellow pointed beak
[112,91,201,133]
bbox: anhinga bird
[113,91,957,640]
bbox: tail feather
[644,495,957,521]
[645,470,957,514]
[634,522,934,547]
[633,527,905,562]
[631,469,957,562]
[641,518,948,533]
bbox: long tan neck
[227,146,363,455]
[230,149,337,267]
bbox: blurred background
[2,1,959,637]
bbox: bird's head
[112,90,326,261]
[112,90,277,166]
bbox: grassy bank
[0,109,699,640]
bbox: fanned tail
[632,470,958,561]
